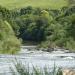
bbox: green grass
[0,0,68,9]
[11,62,63,75]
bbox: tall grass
[11,62,63,75]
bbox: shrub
[0,20,21,54]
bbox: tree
[68,0,75,5]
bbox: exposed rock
[63,69,75,75]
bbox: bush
[0,20,21,54]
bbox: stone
[63,69,75,75]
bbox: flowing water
[0,46,75,75]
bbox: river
[0,46,75,75]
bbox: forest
[0,0,75,53]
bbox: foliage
[68,0,75,5]
[0,4,75,51]
[11,62,63,75]
[0,20,21,54]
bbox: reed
[11,62,63,75]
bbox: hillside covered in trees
[0,0,75,53]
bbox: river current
[0,46,75,75]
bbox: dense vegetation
[0,6,21,54]
[0,0,75,53]
[0,19,21,54]
[7,5,75,51]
